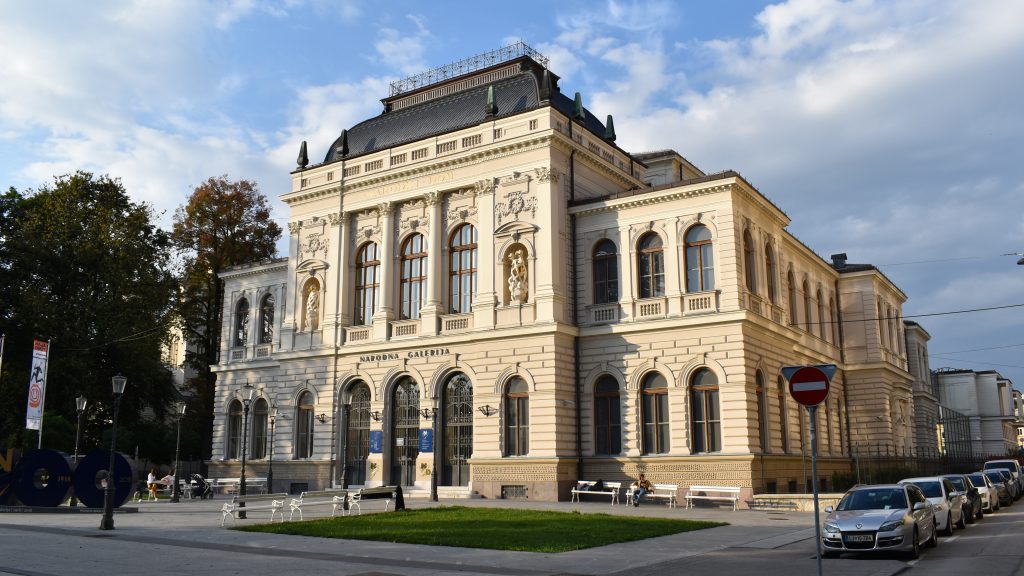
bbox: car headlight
[824,522,840,533]
[878,518,905,532]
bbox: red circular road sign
[788,366,831,407]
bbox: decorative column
[618,225,635,321]
[419,191,443,335]
[332,212,352,332]
[665,217,683,316]
[474,179,497,329]
[373,202,395,340]
[281,221,301,348]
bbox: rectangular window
[300,178,308,188]
[411,147,428,160]
[390,153,406,166]
[436,140,457,154]
[462,134,482,147]
[493,128,502,139]
[529,119,538,130]
[364,159,383,171]
[343,165,360,177]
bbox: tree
[0,172,178,451]
[171,176,281,458]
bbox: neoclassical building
[209,44,915,502]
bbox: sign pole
[809,405,822,576]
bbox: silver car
[900,476,966,535]
[968,472,999,512]
[822,483,937,559]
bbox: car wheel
[905,527,920,560]
[941,513,953,536]
[956,508,967,529]
[925,520,938,548]
[974,502,983,521]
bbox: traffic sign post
[782,364,835,576]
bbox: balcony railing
[440,313,473,334]
[345,326,371,343]
[391,319,419,338]
[682,291,719,315]
[634,297,666,320]
[255,344,272,359]
[589,304,620,324]
[229,347,245,362]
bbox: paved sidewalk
[0,497,907,576]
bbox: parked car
[984,459,1022,499]
[982,470,1013,507]
[899,476,965,535]
[821,483,937,559]
[943,474,982,522]
[967,472,1000,512]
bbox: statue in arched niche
[305,282,320,331]
[507,248,528,303]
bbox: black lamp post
[266,406,277,494]
[420,406,438,502]
[70,395,87,507]
[170,401,187,503]
[99,374,127,530]
[237,384,255,519]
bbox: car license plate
[845,535,873,542]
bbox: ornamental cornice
[548,131,642,189]
[571,182,735,216]
[220,261,289,280]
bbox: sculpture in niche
[304,282,320,331]
[507,249,528,303]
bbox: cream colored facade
[209,49,914,502]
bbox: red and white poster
[25,340,49,430]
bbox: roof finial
[485,85,498,116]
[604,115,616,142]
[539,69,552,102]
[297,140,309,169]
[337,129,349,157]
[573,92,585,121]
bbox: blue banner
[369,431,382,453]
[418,429,433,453]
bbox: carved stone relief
[495,189,538,225]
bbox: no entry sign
[785,366,832,407]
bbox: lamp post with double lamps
[99,375,127,530]
[237,385,256,519]
[70,395,87,507]
[170,401,187,503]
[419,406,438,502]
[266,406,279,493]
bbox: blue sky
[2,0,1023,389]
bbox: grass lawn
[236,506,725,552]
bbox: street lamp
[170,401,187,503]
[266,405,277,494]
[99,374,127,530]
[419,406,438,502]
[237,384,255,519]
[70,395,87,507]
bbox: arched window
[765,244,777,304]
[594,376,621,454]
[888,306,897,353]
[345,383,371,485]
[391,378,420,486]
[756,371,768,453]
[355,242,379,325]
[690,369,720,453]
[788,270,798,325]
[259,294,275,344]
[505,377,529,456]
[803,280,813,332]
[593,239,619,304]
[251,398,268,459]
[685,225,714,292]
[443,374,473,486]
[449,224,477,314]
[641,372,670,454]
[400,233,427,320]
[234,298,249,346]
[637,233,664,299]
[295,391,314,459]
[227,400,242,459]
[817,289,826,340]
[829,297,839,344]
[743,230,757,294]
[777,376,789,453]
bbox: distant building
[933,368,1017,458]
[904,321,940,456]
[209,44,914,500]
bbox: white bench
[288,490,349,521]
[626,483,679,508]
[212,477,267,495]
[570,481,622,505]
[220,492,288,526]
[685,485,741,511]
[348,486,398,515]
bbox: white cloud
[374,14,433,76]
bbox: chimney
[830,253,848,269]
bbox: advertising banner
[25,340,48,430]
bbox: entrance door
[345,383,371,485]
[443,374,473,486]
[390,378,420,486]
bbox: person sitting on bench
[146,468,160,499]
[631,474,652,507]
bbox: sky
[2,0,1023,390]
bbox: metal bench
[627,483,679,508]
[288,489,349,521]
[220,492,288,526]
[685,485,741,511]
[348,486,399,515]
[570,481,622,505]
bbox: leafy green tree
[171,176,281,458]
[0,172,178,452]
